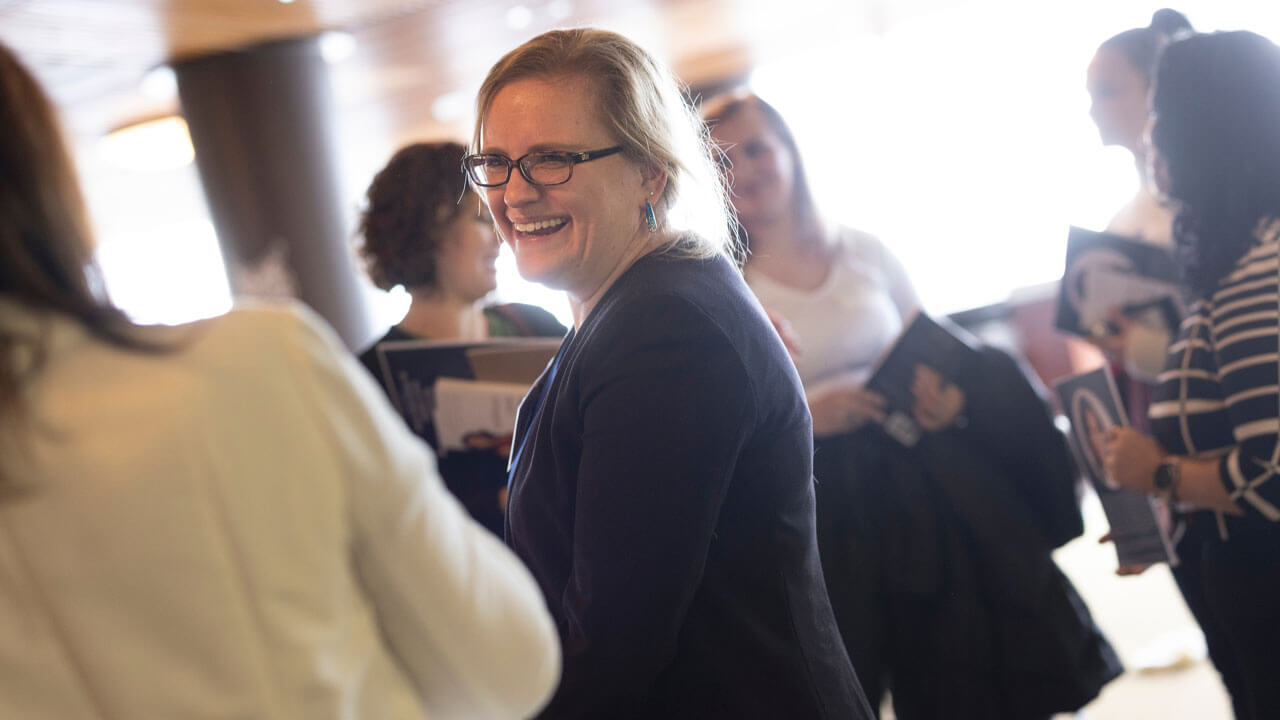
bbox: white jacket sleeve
[281,307,560,720]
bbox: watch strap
[1153,457,1181,501]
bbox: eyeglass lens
[466,153,577,187]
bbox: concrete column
[173,35,373,349]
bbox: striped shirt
[1150,218,1280,541]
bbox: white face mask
[1123,308,1175,382]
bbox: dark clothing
[816,347,1121,720]
[1150,222,1280,541]
[1198,536,1280,720]
[358,302,565,534]
[505,251,872,720]
[1169,517,1249,720]
[358,302,565,385]
[1149,219,1280,720]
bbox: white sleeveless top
[1106,185,1175,248]
[746,226,920,393]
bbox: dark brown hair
[1098,9,1193,81]
[0,41,140,416]
[358,141,472,292]
[1152,31,1280,296]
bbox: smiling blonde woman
[466,28,873,719]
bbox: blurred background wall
[1,2,1272,339]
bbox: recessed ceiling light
[139,65,177,100]
[320,31,356,63]
[547,0,572,21]
[505,5,533,29]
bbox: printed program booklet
[864,311,981,447]
[373,338,561,454]
[1054,365,1179,568]
[1054,226,1182,340]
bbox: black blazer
[506,251,872,720]
[814,347,1121,718]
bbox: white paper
[432,377,529,455]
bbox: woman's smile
[511,217,570,237]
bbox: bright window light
[99,116,194,173]
[95,219,232,325]
[84,1,1280,330]
[491,242,574,328]
[749,0,1280,315]
[369,283,412,328]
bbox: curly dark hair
[1152,31,1280,297]
[358,141,471,291]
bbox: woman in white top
[1085,8,1193,380]
[704,91,1120,719]
[1087,8,1193,245]
[0,41,559,720]
[701,95,926,438]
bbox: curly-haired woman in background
[358,141,565,354]
[1104,30,1280,720]
[357,141,565,534]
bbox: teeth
[513,218,567,233]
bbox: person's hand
[1085,308,1132,359]
[911,364,966,431]
[767,310,802,361]
[1097,532,1154,576]
[809,385,886,438]
[1102,426,1165,493]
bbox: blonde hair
[472,28,737,261]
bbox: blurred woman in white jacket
[0,40,559,720]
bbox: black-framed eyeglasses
[462,146,624,187]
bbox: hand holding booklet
[864,311,980,447]
[372,338,561,454]
[1053,366,1179,569]
[1054,226,1182,340]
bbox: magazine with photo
[864,311,981,447]
[1053,365,1179,568]
[1054,226,1183,340]
[374,337,562,453]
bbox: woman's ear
[641,164,670,203]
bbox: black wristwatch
[1153,458,1181,500]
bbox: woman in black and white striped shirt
[1103,30,1280,720]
